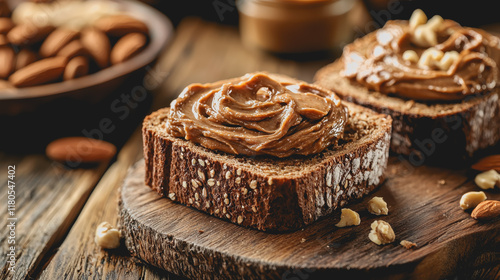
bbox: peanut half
[95,222,121,249]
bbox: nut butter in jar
[238,0,356,53]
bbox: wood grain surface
[0,154,109,279]
[119,159,500,280]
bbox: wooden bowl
[0,0,173,116]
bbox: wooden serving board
[119,159,500,280]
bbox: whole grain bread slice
[315,60,500,163]
[143,101,391,232]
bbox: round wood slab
[119,159,500,280]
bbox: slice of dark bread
[142,102,392,232]
[315,60,500,164]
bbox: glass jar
[237,0,356,53]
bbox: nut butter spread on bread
[143,72,392,231]
[166,73,348,158]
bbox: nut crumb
[438,179,446,185]
[400,240,417,249]
[95,222,121,249]
[300,238,306,243]
[368,220,395,245]
[335,208,361,227]
[367,196,388,216]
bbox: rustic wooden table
[1,17,499,280]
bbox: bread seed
[208,179,215,186]
[210,170,215,178]
[202,188,207,197]
[236,177,241,184]
[242,188,248,195]
[188,198,193,204]
[205,201,210,208]
[224,198,230,205]
[198,170,205,182]
[250,180,257,189]
[252,206,257,213]
[237,216,243,224]
[168,193,176,201]
[225,171,231,179]
[226,214,231,219]
[195,192,199,201]
[182,181,187,188]
[198,159,205,166]
[192,159,196,165]
[237,168,242,176]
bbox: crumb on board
[438,180,446,185]
[198,230,204,234]
[300,238,306,243]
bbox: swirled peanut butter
[342,12,500,101]
[166,73,348,158]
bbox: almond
[0,17,14,33]
[46,137,116,164]
[81,28,109,68]
[57,39,88,59]
[471,155,500,173]
[40,28,79,57]
[471,200,500,220]
[64,56,89,80]
[7,23,53,46]
[0,46,14,79]
[94,15,149,36]
[15,49,37,70]
[111,32,146,64]
[9,56,67,87]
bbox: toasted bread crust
[143,102,391,232]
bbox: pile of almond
[0,0,149,89]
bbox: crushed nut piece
[400,240,417,249]
[438,179,446,185]
[402,50,419,63]
[367,197,389,216]
[438,51,459,70]
[460,191,487,210]
[198,159,205,167]
[335,208,361,227]
[418,47,443,68]
[95,222,121,249]
[474,170,499,190]
[368,220,395,245]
